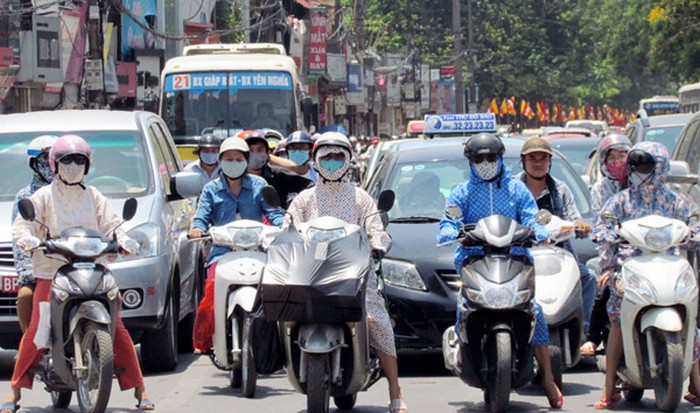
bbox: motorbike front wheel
[487,331,512,413]
[549,345,564,390]
[334,393,357,410]
[241,315,257,398]
[652,330,683,412]
[306,353,331,413]
[51,390,72,408]
[76,321,114,413]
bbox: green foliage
[215,0,244,43]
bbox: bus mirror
[301,96,313,115]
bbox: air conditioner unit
[16,15,63,83]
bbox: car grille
[0,243,13,270]
[0,243,18,316]
[436,269,461,291]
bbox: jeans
[579,261,597,335]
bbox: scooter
[197,219,280,397]
[598,214,698,411]
[17,197,137,413]
[259,187,394,413]
[440,207,538,413]
[532,210,584,389]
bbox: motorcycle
[440,207,538,413]
[259,187,394,413]
[597,213,698,411]
[194,219,280,397]
[17,197,137,413]
[532,210,584,389]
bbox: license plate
[1,275,20,294]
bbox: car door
[674,117,700,206]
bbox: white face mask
[58,162,85,185]
[248,152,269,170]
[199,152,219,166]
[474,161,499,181]
[220,160,247,179]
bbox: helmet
[287,130,312,145]
[598,133,631,178]
[312,132,352,158]
[219,137,250,159]
[195,133,222,153]
[521,137,553,156]
[263,129,284,149]
[27,135,58,165]
[464,133,505,161]
[234,130,257,141]
[243,129,269,151]
[49,134,92,174]
[310,132,322,142]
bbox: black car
[364,137,595,350]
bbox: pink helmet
[49,134,92,174]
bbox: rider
[580,133,632,356]
[437,133,563,409]
[593,141,700,409]
[11,135,57,334]
[6,134,154,413]
[188,137,284,353]
[184,132,222,186]
[516,137,596,334]
[243,130,313,209]
[284,132,408,413]
[285,130,318,182]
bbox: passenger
[285,131,318,182]
[249,102,283,131]
[184,133,222,186]
[5,134,154,413]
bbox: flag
[507,96,516,116]
[500,98,508,116]
[544,102,550,124]
[489,98,499,114]
[521,99,534,119]
[552,102,559,123]
[588,105,595,120]
[569,106,577,120]
[537,101,546,123]
[557,102,566,124]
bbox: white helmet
[27,135,58,165]
[219,137,250,159]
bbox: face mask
[628,171,653,188]
[58,162,85,185]
[474,161,499,181]
[319,159,344,174]
[32,158,54,183]
[606,161,627,181]
[220,160,247,179]
[248,152,269,170]
[288,150,309,166]
[317,158,349,181]
[199,152,219,166]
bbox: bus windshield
[161,71,295,141]
[640,97,679,116]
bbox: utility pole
[86,0,103,108]
[467,0,476,112]
[452,0,464,113]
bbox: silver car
[0,110,204,372]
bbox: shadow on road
[397,349,450,377]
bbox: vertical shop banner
[289,17,306,69]
[121,0,156,56]
[420,63,430,110]
[61,3,88,84]
[308,7,327,74]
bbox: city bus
[679,82,700,114]
[159,43,311,161]
[638,95,679,116]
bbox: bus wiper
[389,216,441,223]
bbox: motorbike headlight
[639,223,673,251]
[53,275,81,301]
[63,237,108,258]
[624,269,657,304]
[96,274,120,300]
[469,277,530,309]
[381,259,427,291]
[675,266,698,303]
[210,229,233,247]
[119,223,159,261]
[230,227,263,249]
[306,227,346,243]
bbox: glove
[371,249,385,260]
[119,237,140,255]
[17,236,40,251]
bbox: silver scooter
[17,197,137,413]
[260,187,394,413]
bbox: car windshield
[387,157,591,220]
[549,143,597,175]
[643,125,684,151]
[0,131,151,202]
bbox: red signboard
[0,47,13,67]
[116,61,137,97]
[308,7,327,73]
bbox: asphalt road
[0,349,697,412]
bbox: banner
[62,3,88,84]
[308,7,327,73]
[164,72,293,93]
[121,0,156,57]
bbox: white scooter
[532,210,584,389]
[599,214,698,412]
[202,220,280,397]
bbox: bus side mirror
[302,96,313,116]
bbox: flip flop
[685,392,700,406]
[136,398,155,411]
[0,401,19,413]
[580,341,597,356]
[594,393,621,410]
[389,398,408,413]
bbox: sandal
[389,398,408,413]
[580,341,597,356]
[136,398,155,411]
[594,393,621,410]
[0,402,19,413]
[685,392,700,406]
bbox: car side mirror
[667,160,698,184]
[122,198,138,221]
[18,199,35,222]
[377,190,395,212]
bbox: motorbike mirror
[536,209,552,225]
[122,198,137,221]
[377,190,395,212]
[445,205,463,221]
[18,199,35,222]
[601,210,617,224]
[262,185,282,209]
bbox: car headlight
[118,223,159,261]
[306,227,346,243]
[381,259,427,291]
[62,237,108,258]
[639,223,673,251]
[674,266,698,303]
[624,269,657,304]
[230,227,263,249]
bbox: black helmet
[464,133,505,161]
[195,133,222,153]
[244,129,269,151]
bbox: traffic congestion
[2,2,700,413]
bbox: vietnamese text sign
[164,72,292,92]
[423,113,497,134]
[309,8,327,73]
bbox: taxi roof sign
[423,113,497,135]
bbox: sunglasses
[627,150,655,174]
[319,152,346,161]
[471,154,499,164]
[58,154,88,166]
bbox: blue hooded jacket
[437,158,549,270]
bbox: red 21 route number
[172,74,191,90]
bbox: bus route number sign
[171,74,191,90]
